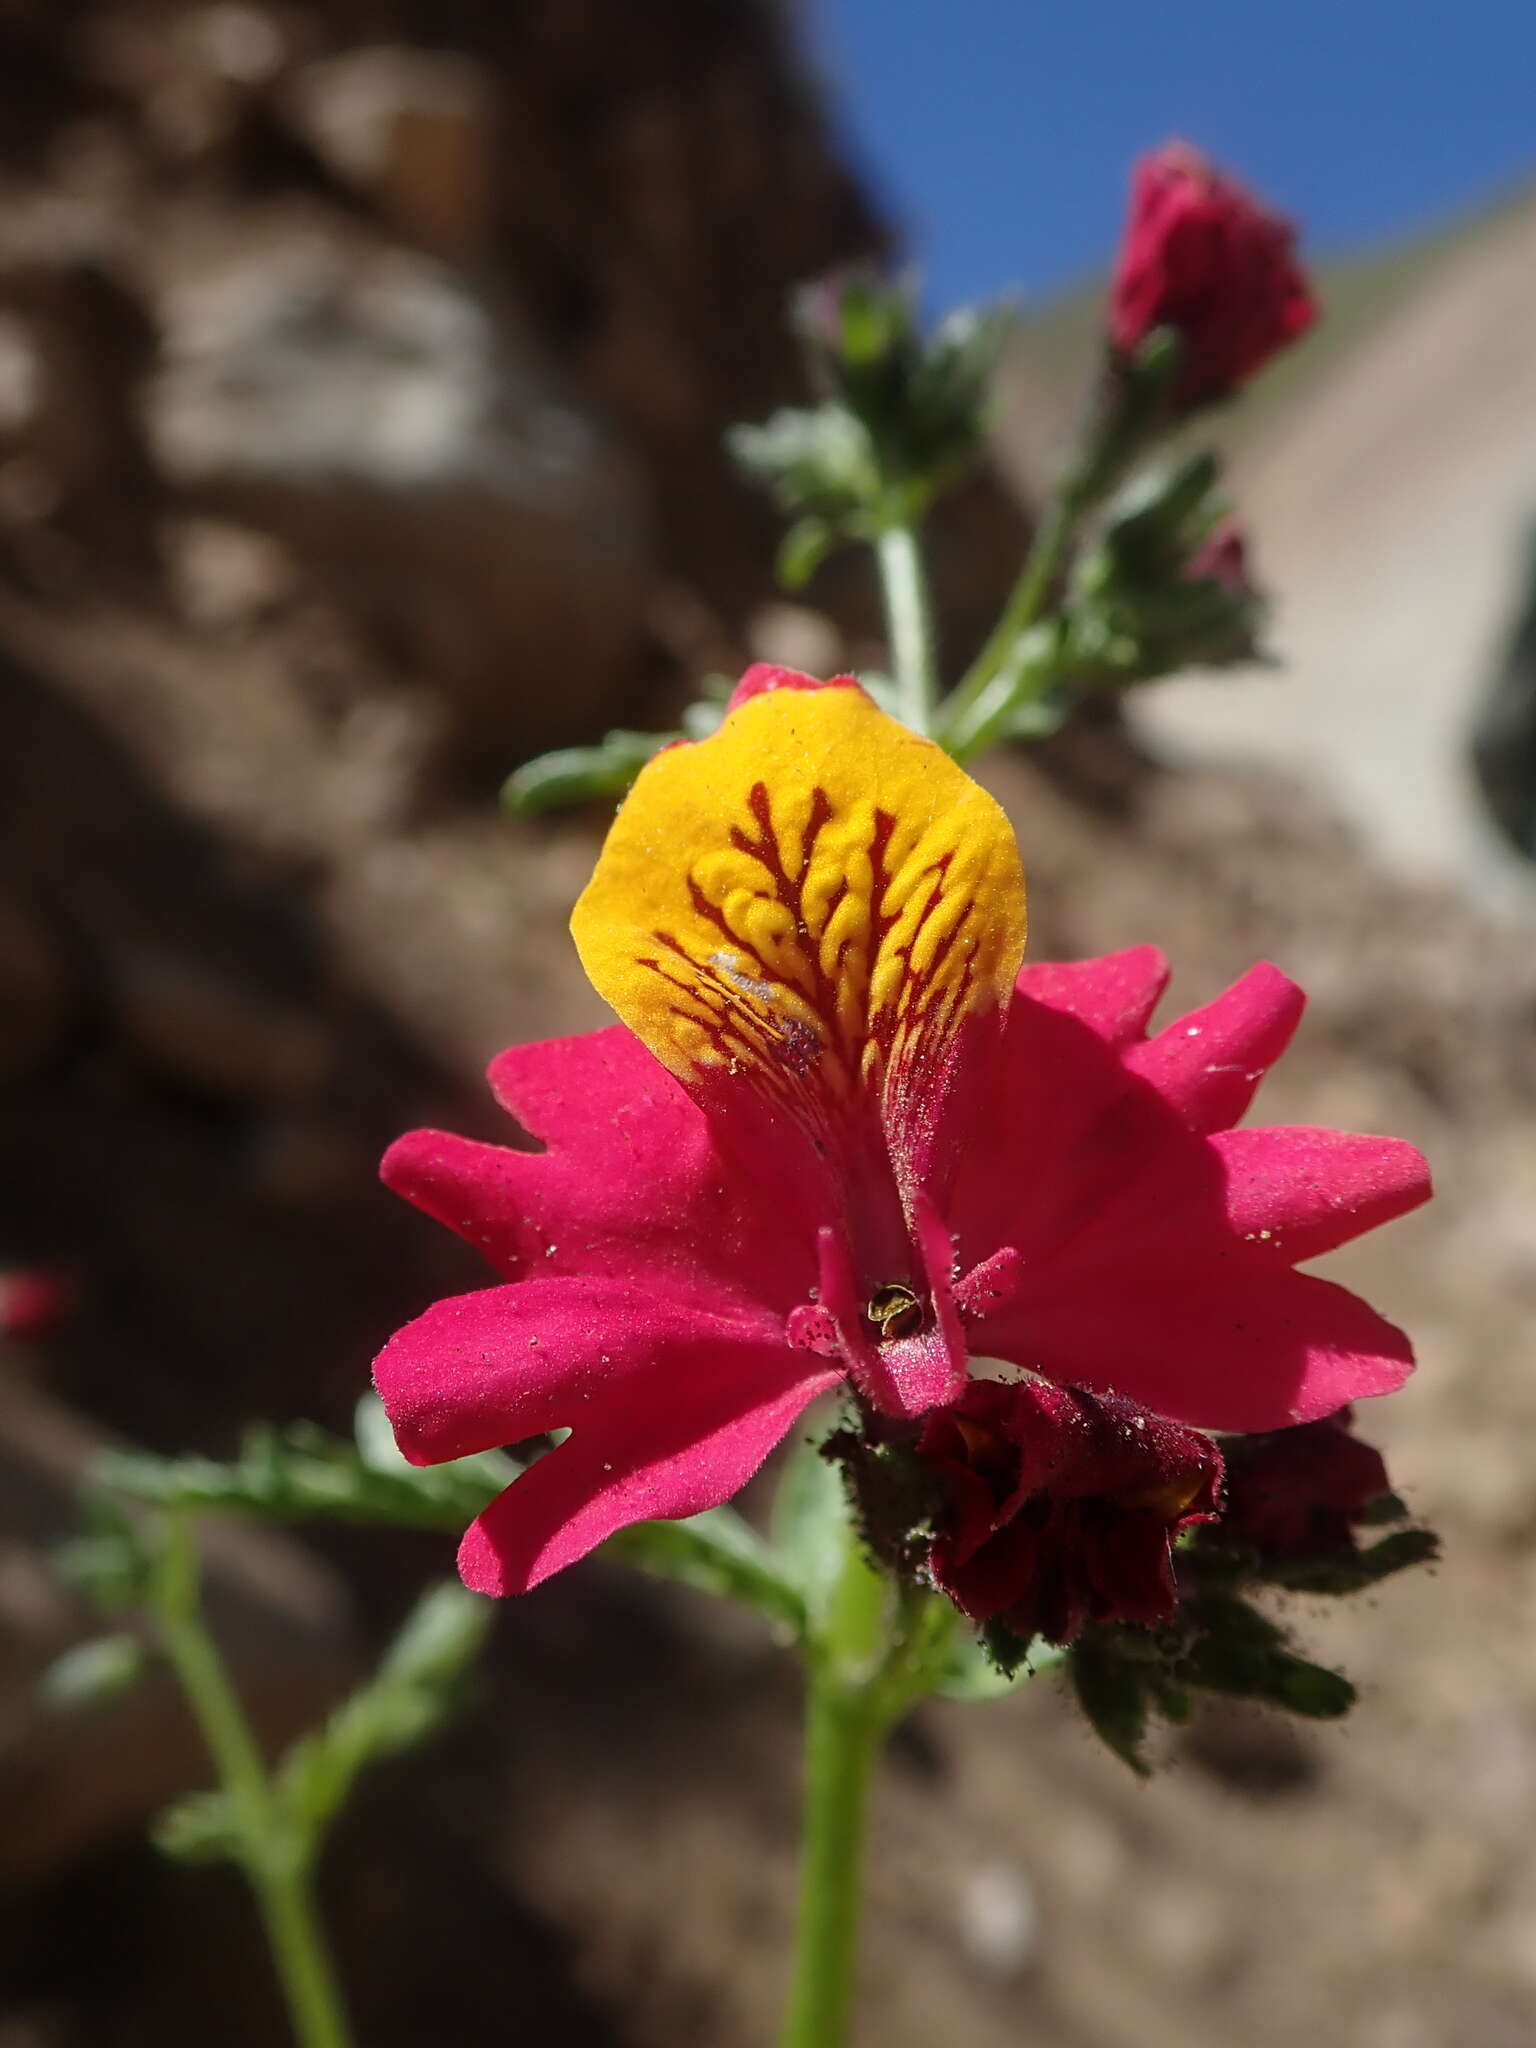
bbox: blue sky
[810,1,1536,308]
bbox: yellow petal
[571,683,1026,1148]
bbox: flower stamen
[865,1281,923,1341]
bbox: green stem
[938,333,1190,760]
[875,521,939,736]
[776,1504,955,2048]
[153,1517,355,2048]
[246,1869,355,2048]
[777,1665,890,2048]
[945,636,1063,765]
[939,494,1075,759]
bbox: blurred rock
[0,258,158,572]
[286,45,497,266]
[0,886,69,1081]
[145,211,651,759]
[0,316,39,437]
[111,944,334,1102]
[242,1105,374,1210]
[746,601,843,679]
[164,516,298,631]
[957,1859,1040,1979]
[80,0,301,169]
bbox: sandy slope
[1127,193,1536,912]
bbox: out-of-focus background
[2,4,1535,2044]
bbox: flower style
[917,1378,1223,1645]
[373,665,1429,1597]
[1109,141,1316,408]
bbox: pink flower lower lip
[375,938,1428,1597]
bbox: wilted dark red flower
[1220,1409,1391,1563]
[1109,142,1316,407]
[918,1377,1223,1645]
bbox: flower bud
[1182,518,1252,597]
[1069,459,1268,687]
[784,270,1011,503]
[1220,1408,1389,1561]
[793,269,922,441]
[1207,1408,1438,1593]
[1169,517,1266,667]
[1109,141,1316,409]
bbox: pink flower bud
[1110,142,1316,407]
[1183,518,1254,595]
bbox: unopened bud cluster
[832,1383,1434,1772]
[1067,453,1267,688]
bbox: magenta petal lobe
[1126,962,1305,1132]
[1015,945,1170,1044]
[372,1275,784,1466]
[1214,1126,1432,1262]
[382,1128,543,1281]
[456,1357,836,1594]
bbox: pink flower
[918,1378,1223,1644]
[1109,142,1316,407]
[373,667,1428,1596]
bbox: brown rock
[285,46,497,267]
[0,886,69,1080]
[144,210,653,758]
[111,945,334,1102]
